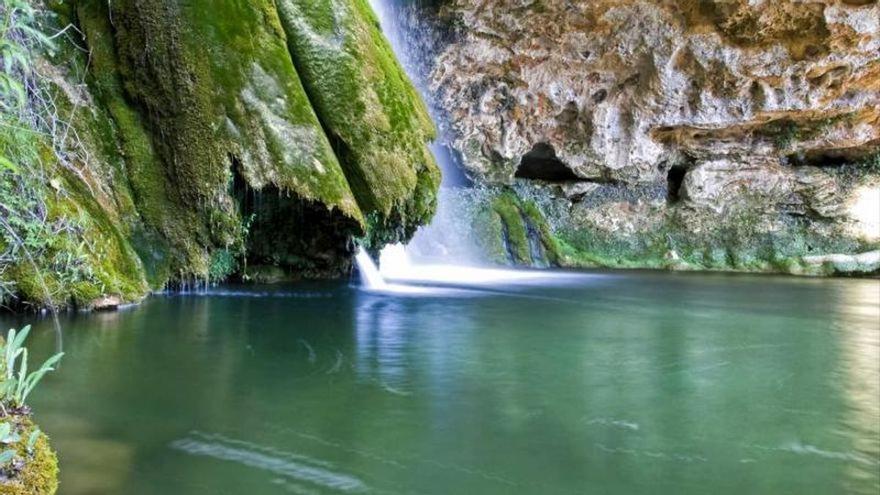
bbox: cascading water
[355,0,582,291]
[355,248,387,291]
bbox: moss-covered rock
[471,188,560,267]
[2,0,440,309]
[0,416,59,495]
[275,0,440,246]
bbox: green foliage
[770,120,799,151]
[0,0,151,309]
[208,249,237,283]
[0,326,60,488]
[25,428,38,452]
[0,326,63,408]
[0,0,55,113]
[0,422,20,445]
[0,421,19,468]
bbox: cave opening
[231,162,361,278]
[515,143,578,181]
[667,164,688,203]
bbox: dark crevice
[522,213,548,268]
[231,162,360,278]
[498,220,516,265]
[786,153,851,168]
[515,143,578,181]
[667,164,688,203]
[325,130,378,213]
[786,142,879,167]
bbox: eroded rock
[430,0,880,274]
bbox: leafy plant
[0,399,47,471]
[0,421,19,466]
[0,421,19,444]
[25,427,39,452]
[0,326,63,410]
[0,0,100,308]
[0,0,55,113]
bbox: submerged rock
[430,0,880,274]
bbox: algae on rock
[2,0,440,309]
[275,0,440,246]
[0,416,59,495]
[427,0,880,275]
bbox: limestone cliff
[0,0,438,309]
[431,0,880,274]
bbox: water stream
[358,0,556,288]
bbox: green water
[4,272,879,494]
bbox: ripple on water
[170,433,367,493]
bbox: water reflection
[354,296,412,394]
[839,281,880,491]
[2,275,877,494]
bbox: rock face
[0,0,437,308]
[431,0,880,274]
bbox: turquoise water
[4,271,879,494]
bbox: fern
[0,326,63,409]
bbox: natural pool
[3,271,879,494]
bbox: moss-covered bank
[0,416,58,495]
[467,179,880,276]
[1,0,438,309]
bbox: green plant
[0,0,55,112]
[0,421,19,465]
[0,419,48,474]
[0,0,105,308]
[0,421,20,444]
[771,120,799,151]
[0,326,63,410]
[25,427,39,452]
[862,151,880,173]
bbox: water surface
[5,271,879,494]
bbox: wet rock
[680,157,792,214]
[90,296,122,312]
[429,0,880,274]
[803,250,880,274]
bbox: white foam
[378,243,587,287]
[354,248,387,291]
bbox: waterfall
[355,248,388,291]
[353,0,584,291]
[366,0,480,265]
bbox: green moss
[547,191,877,276]
[469,189,561,267]
[275,0,439,242]
[472,207,511,264]
[6,0,442,308]
[491,193,531,264]
[0,92,147,309]
[72,0,372,286]
[520,201,561,265]
[208,249,238,282]
[0,416,59,495]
